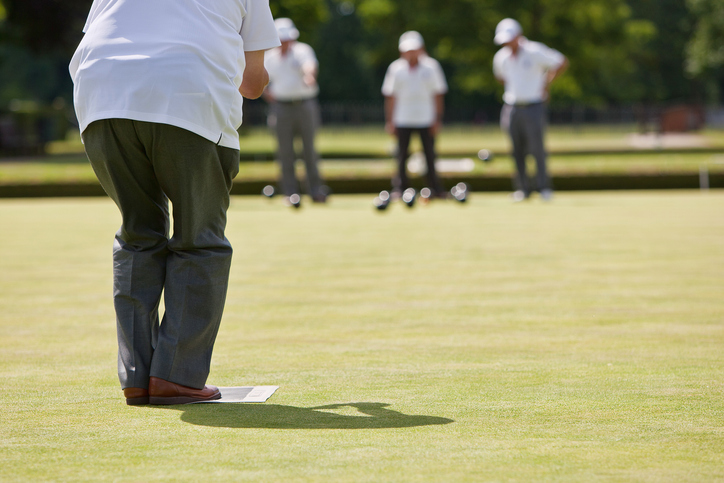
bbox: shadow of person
[162,402,454,430]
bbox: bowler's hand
[430,121,442,137]
[385,122,397,136]
[301,61,318,88]
[303,73,317,88]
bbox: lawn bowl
[451,182,468,203]
[288,193,301,209]
[419,187,432,204]
[262,185,275,198]
[373,190,391,211]
[402,188,416,208]
[477,149,493,163]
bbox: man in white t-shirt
[264,18,326,205]
[493,18,568,201]
[69,0,280,406]
[382,31,448,199]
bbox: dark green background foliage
[0,0,722,110]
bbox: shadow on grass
[162,402,454,429]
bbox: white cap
[398,31,424,53]
[494,18,522,45]
[275,18,299,42]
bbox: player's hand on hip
[385,122,397,136]
[430,121,442,137]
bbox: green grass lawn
[1,151,723,186]
[45,125,724,158]
[1,191,722,481]
[2,125,722,186]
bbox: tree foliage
[0,0,721,108]
[269,0,379,102]
[686,0,724,101]
[686,0,724,75]
[0,0,91,105]
[1,0,90,54]
[628,0,695,103]
[349,0,657,106]
[270,0,329,35]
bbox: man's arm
[301,61,318,88]
[431,93,444,136]
[240,50,270,99]
[543,56,568,99]
[493,52,505,87]
[547,56,569,85]
[384,96,397,136]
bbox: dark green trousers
[83,119,239,390]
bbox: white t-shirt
[264,42,319,101]
[493,37,565,106]
[381,55,448,128]
[69,0,280,150]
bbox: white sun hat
[275,17,300,42]
[398,30,425,53]
[494,18,522,45]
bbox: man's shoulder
[521,38,563,58]
[386,58,407,73]
[293,42,316,55]
[420,55,443,70]
[521,38,564,64]
[389,58,407,68]
[522,39,551,52]
[494,47,512,62]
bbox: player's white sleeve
[240,0,281,52]
[431,59,448,94]
[381,63,397,96]
[492,50,505,80]
[532,42,565,70]
[297,43,319,70]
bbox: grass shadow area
[164,402,454,430]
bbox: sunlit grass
[1,191,722,481]
[45,125,724,158]
[1,125,717,187]
[1,151,722,186]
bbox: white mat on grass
[190,386,279,404]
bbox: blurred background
[0,0,722,190]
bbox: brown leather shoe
[123,387,149,406]
[148,376,221,405]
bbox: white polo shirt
[381,55,448,128]
[493,37,565,106]
[264,42,319,101]
[69,0,280,150]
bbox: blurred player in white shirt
[493,18,568,201]
[382,31,448,199]
[264,18,326,205]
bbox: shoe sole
[126,396,150,406]
[148,391,222,405]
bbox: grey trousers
[500,102,551,194]
[271,98,323,197]
[83,119,239,390]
